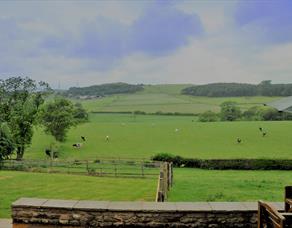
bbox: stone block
[108,201,143,211]
[12,198,48,208]
[142,202,176,211]
[42,199,78,209]
[74,200,109,211]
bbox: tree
[0,122,15,160]
[198,111,218,122]
[220,101,241,121]
[243,106,263,121]
[0,77,51,160]
[39,98,87,143]
[260,107,280,121]
[73,103,88,122]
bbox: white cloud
[175,1,236,34]
[0,1,291,88]
[105,34,292,85]
[7,30,291,89]
[255,43,292,82]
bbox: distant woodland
[64,83,144,97]
[63,81,292,98]
[182,81,292,97]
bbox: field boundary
[152,154,292,170]
[0,159,161,179]
[91,111,199,116]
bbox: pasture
[168,168,292,202]
[0,170,156,218]
[25,113,292,160]
[4,92,292,219]
[77,85,278,114]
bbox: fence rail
[0,159,161,179]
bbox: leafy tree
[243,106,263,121]
[0,123,15,160]
[64,82,144,97]
[220,101,241,121]
[73,103,88,122]
[39,98,87,143]
[0,77,51,160]
[260,107,280,121]
[199,111,218,122]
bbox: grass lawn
[25,113,292,160]
[168,168,292,202]
[0,171,156,218]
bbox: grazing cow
[106,136,110,141]
[72,143,82,148]
[259,127,263,132]
[81,136,86,141]
[175,128,179,132]
[237,138,242,144]
[45,149,58,158]
[45,149,51,157]
[262,132,267,137]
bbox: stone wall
[12,198,284,228]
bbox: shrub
[199,111,218,122]
[151,153,175,162]
[133,110,146,115]
[243,106,263,121]
[151,154,292,170]
[220,101,241,121]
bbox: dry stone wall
[12,198,284,228]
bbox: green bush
[152,154,292,170]
[198,111,218,122]
[151,153,175,162]
[220,101,241,121]
[243,106,263,121]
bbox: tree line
[199,101,292,122]
[64,82,144,97]
[0,77,88,160]
[182,81,292,97]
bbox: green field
[25,113,292,160]
[0,171,156,218]
[168,168,292,202]
[78,85,278,114]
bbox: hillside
[74,84,278,114]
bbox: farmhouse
[266,96,292,113]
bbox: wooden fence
[155,162,173,202]
[0,159,161,179]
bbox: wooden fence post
[167,162,170,190]
[114,163,117,177]
[86,160,89,174]
[169,162,173,187]
[154,162,174,202]
[156,167,164,202]
[160,170,164,202]
[163,163,168,200]
[141,162,144,178]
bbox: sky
[0,0,292,88]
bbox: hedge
[151,153,292,170]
